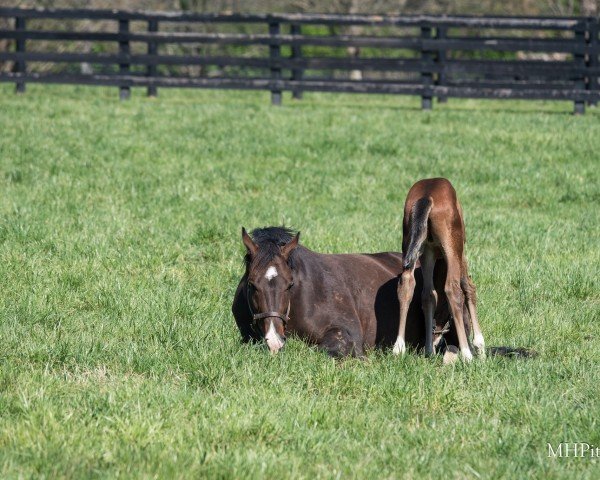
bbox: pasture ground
[0,85,598,479]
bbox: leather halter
[246,282,291,331]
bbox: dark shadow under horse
[232,226,467,357]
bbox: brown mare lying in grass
[394,178,485,362]
[232,226,465,357]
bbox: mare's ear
[281,232,300,259]
[242,227,258,256]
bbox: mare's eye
[287,282,294,290]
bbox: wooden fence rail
[1,8,599,113]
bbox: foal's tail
[403,197,433,270]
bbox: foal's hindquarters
[393,178,485,361]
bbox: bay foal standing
[393,178,485,361]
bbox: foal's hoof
[461,347,474,362]
[443,346,473,364]
[443,345,459,365]
[392,338,406,356]
[473,334,486,359]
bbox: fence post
[147,19,158,97]
[290,23,303,100]
[587,17,598,107]
[435,26,447,103]
[269,20,282,106]
[420,24,433,110]
[574,20,586,114]
[119,18,130,100]
[14,16,26,94]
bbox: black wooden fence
[1,8,599,113]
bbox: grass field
[0,84,599,479]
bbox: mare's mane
[244,226,299,270]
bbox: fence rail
[1,8,599,112]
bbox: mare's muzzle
[254,310,289,353]
[246,284,290,351]
[251,307,290,343]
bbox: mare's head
[242,226,300,353]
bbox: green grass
[0,84,598,479]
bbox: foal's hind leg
[444,256,473,361]
[461,276,485,358]
[393,267,416,355]
[420,247,437,356]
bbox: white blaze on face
[265,319,285,353]
[265,266,278,281]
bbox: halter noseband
[246,282,291,331]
